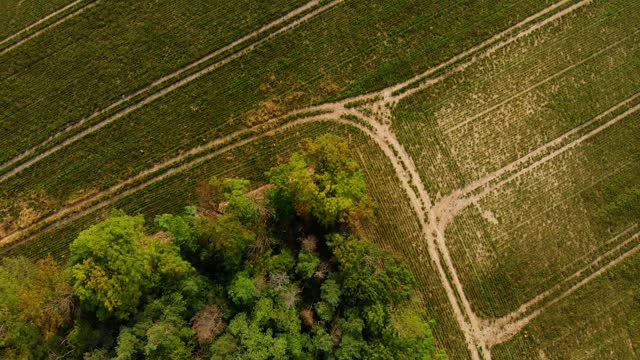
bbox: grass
[0,121,469,358]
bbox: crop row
[0,0,562,240]
[446,110,640,317]
[392,0,640,197]
[1,121,471,358]
[0,0,81,40]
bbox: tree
[315,279,342,322]
[0,256,74,358]
[327,233,415,306]
[228,272,259,307]
[266,134,369,227]
[220,177,260,227]
[198,214,255,274]
[296,251,320,280]
[191,304,226,345]
[155,206,200,255]
[69,212,192,320]
[114,293,195,359]
[335,311,366,360]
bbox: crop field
[1,0,639,358]
[0,0,79,41]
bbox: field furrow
[492,247,640,359]
[483,227,640,345]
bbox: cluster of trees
[0,135,445,359]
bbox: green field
[0,123,471,358]
[493,249,640,359]
[2,0,639,358]
[0,0,79,40]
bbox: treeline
[0,135,445,359]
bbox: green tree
[219,178,261,227]
[295,250,320,279]
[155,206,201,254]
[228,272,259,307]
[266,134,368,227]
[69,212,192,320]
[199,214,255,274]
[0,256,73,358]
[315,278,342,322]
[335,311,366,359]
[328,233,414,306]
[114,293,195,359]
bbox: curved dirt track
[0,103,485,360]
[0,0,99,55]
[0,0,586,184]
[4,0,633,358]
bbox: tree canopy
[0,134,445,359]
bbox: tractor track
[0,0,341,181]
[1,0,615,358]
[0,0,99,55]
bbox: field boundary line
[0,0,99,55]
[0,0,341,182]
[444,30,639,134]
